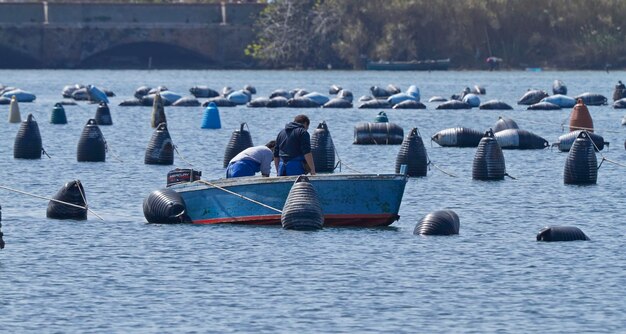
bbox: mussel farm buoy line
[14,113,44,159]
[536,226,589,242]
[143,188,190,224]
[95,102,113,125]
[46,180,88,220]
[413,210,460,235]
[311,121,336,173]
[395,127,428,177]
[281,176,323,230]
[145,122,174,165]
[77,119,106,162]
[223,123,253,168]
[564,131,597,185]
[472,129,506,180]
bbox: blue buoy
[201,102,221,129]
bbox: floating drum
[151,93,166,128]
[493,116,519,133]
[145,122,174,165]
[413,210,460,235]
[143,188,189,224]
[527,102,561,110]
[472,130,506,180]
[358,99,391,109]
[494,129,549,149]
[311,121,336,173]
[395,128,428,177]
[536,226,589,242]
[95,102,113,125]
[431,127,483,147]
[223,123,253,168]
[517,89,549,105]
[564,131,597,185]
[281,176,323,230]
[613,82,626,101]
[554,130,607,152]
[77,119,106,162]
[322,97,352,108]
[353,122,404,145]
[393,100,426,109]
[8,95,21,123]
[436,100,471,110]
[569,99,593,132]
[552,80,567,95]
[14,114,42,159]
[201,102,221,129]
[479,100,513,110]
[50,103,67,124]
[46,180,87,220]
[247,97,270,108]
[574,92,607,106]
[541,94,575,108]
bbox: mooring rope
[174,145,195,167]
[578,130,626,170]
[104,141,123,162]
[0,184,104,220]
[197,179,283,213]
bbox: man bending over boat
[274,114,317,176]
[226,141,276,178]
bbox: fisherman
[274,114,316,176]
[226,141,276,178]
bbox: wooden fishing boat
[366,58,450,71]
[167,173,408,227]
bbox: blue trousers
[278,156,305,176]
[226,159,260,178]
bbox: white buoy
[8,95,21,123]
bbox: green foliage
[250,0,626,69]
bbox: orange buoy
[569,99,593,132]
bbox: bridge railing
[0,2,264,25]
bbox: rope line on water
[197,179,283,214]
[174,145,195,167]
[104,141,124,163]
[0,184,104,221]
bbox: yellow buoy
[8,95,21,123]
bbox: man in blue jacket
[274,114,316,176]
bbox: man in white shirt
[226,141,276,178]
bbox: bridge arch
[79,41,216,69]
[0,44,42,68]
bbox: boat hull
[169,174,407,227]
[366,59,450,71]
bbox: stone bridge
[0,2,265,68]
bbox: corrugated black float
[472,130,506,180]
[14,114,43,159]
[77,119,106,162]
[145,122,174,165]
[223,123,253,168]
[395,128,428,177]
[311,121,336,173]
[281,176,323,230]
[46,180,87,220]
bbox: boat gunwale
[169,173,408,193]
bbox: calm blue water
[0,69,625,333]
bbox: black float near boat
[366,58,450,71]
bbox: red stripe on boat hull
[192,213,400,227]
